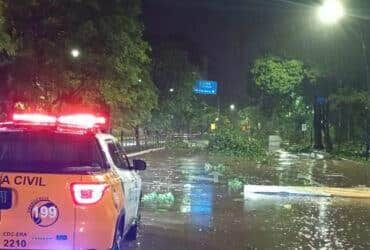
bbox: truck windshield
[0,132,105,173]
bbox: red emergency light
[10,113,107,130]
[58,114,106,129]
[13,113,57,124]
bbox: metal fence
[120,135,166,152]
[120,133,202,152]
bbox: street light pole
[346,15,370,139]
[317,0,370,152]
[359,29,370,90]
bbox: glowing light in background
[71,48,81,58]
[318,0,345,25]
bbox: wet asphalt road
[123,150,370,250]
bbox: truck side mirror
[133,159,147,171]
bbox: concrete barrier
[244,185,370,199]
[268,135,282,151]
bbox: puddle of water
[273,150,370,187]
[124,150,370,250]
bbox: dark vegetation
[0,1,369,165]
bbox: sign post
[193,80,220,120]
[301,124,308,132]
[210,123,217,131]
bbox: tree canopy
[0,0,157,128]
[251,56,306,95]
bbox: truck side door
[117,144,141,218]
[105,140,136,231]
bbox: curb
[339,157,362,164]
[127,147,165,158]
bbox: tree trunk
[134,126,140,147]
[347,118,351,142]
[120,130,124,145]
[323,102,333,152]
[313,103,324,150]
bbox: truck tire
[125,224,138,241]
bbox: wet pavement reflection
[123,150,370,249]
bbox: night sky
[142,0,370,106]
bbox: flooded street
[124,150,370,249]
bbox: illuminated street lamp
[230,104,236,111]
[316,0,368,89]
[71,49,80,58]
[169,88,174,93]
[317,0,345,25]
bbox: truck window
[107,141,130,169]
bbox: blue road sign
[193,80,218,95]
[315,96,327,105]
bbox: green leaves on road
[142,192,175,208]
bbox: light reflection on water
[243,194,370,249]
[181,183,213,228]
[178,157,214,229]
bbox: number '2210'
[3,239,27,248]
